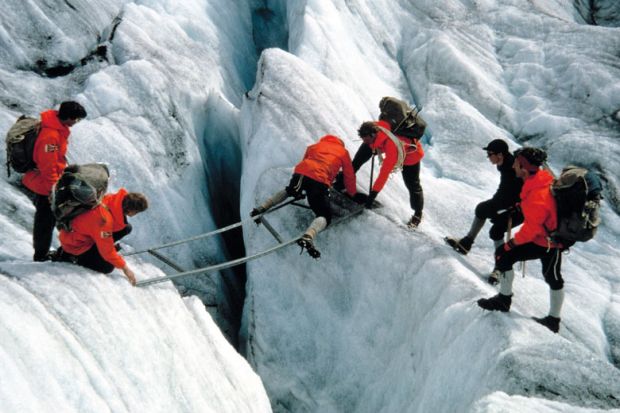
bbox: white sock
[549,289,564,318]
[499,269,515,296]
[304,217,327,240]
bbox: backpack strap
[377,126,406,171]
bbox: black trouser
[495,243,563,290]
[113,222,132,242]
[57,244,115,274]
[402,162,423,215]
[475,198,524,241]
[351,143,373,171]
[33,194,56,261]
[286,174,332,225]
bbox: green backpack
[5,115,41,176]
[378,97,426,140]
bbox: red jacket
[294,135,357,196]
[514,169,559,248]
[22,110,71,195]
[58,205,126,268]
[370,120,424,193]
[103,188,128,232]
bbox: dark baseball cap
[483,139,509,154]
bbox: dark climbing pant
[113,223,132,242]
[402,162,423,215]
[57,244,115,274]
[286,174,332,225]
[475,198,524,241]
[495,243,563,290]
[33,194,56,261]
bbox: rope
[126,198,298,256]
[136,202,365,287]
[136,236,303,287]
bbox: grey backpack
[51,163,110,231]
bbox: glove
[352,192,368,205]
[365,191,378,209]
[503,239,517,252]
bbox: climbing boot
[407,214,422,229]
[477,293,512,312]
[297,235,321,259]
[445,236,473,255]
[532,315,560,333]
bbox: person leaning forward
[445,139,524,283]
[347,120,425,228]
[477,147,566,333]
[22,101,87,261]
[55,194,148,286]
[250,135,357,259]
[103,189,149,244]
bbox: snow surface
[0,0,619,412]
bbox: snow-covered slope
[1,0,619,412]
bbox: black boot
[445,236,473,255]
[297,235,321,259]
[477,293,512,312]
[406,214,422,229]
[532,315,560,333]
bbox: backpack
[51,163,110,231]
[379,96,426,140]
[549,166,602,248]
[5,115,41,176]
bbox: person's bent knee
[489,225,505,241]
[545,278,564,290]
[475,201,496,219]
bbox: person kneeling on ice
[251,135,357,259]
[103,189,149,247]
[445,139,523,284]
[55,192,148,286]
[477,147,565,333]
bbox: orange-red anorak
[103,188,128,232]
[59,205,126,268]
[369,120,424,193]
[513,169,559,248]
[294,135,356,196]
[22,110,71,195]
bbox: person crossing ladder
[251,134,358,259]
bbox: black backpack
[549,166,602,248]
[5,115,41,176]
[51,163,110,231]
[379,96,426,140]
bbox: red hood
[520,169,554,200]
[40,110,69,134]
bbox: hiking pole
[369,153,376,194]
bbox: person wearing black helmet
[477,147,566,333]
[445,139,523,283]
